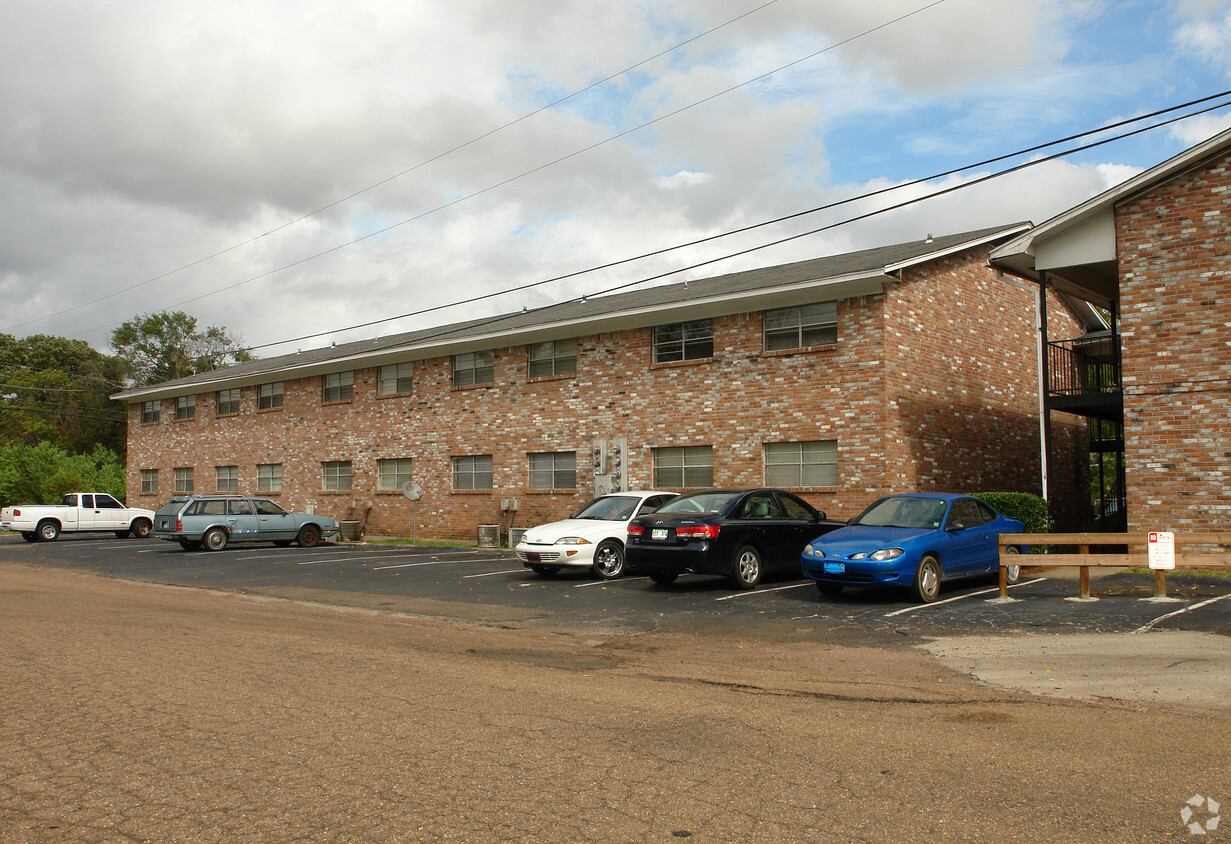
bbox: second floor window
[217,388,241,415]
[322,461,352,491]
[653,319,713,363]
[453,351,495,387]
[378,363,414,396]
[141,401,160,424]
[529,452,576,490]
[323,372,354,403]
[259,382,284,410]
[764,302,837,351]
[528,339,577,378]
[175,395,196,420]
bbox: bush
[0,443,126,508]
[975,491,1051,554]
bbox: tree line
[0,311,248,507]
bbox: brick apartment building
[992,125,1231,533]
[115,224,1086,540]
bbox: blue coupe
[800,493,1025,603]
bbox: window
[528,339,577,378]
[378,363,414,396]
[529,452,577,490]
[652,446,714,488]
[216,465,239,493]
[377,458,414,491]
[174,467,194,494]
[452,455,493,490]
[228,498,252,516]
[140,469,158,495]
[95,494,123,510]
[764,302,837,351]
[217,388,241,415]
[257,463,283,493]
[322,461,352,491]
[323,371,354,403]
[453,351,495,387]
[141,401,160,424]
[764,441,837,487]
[175,395,196,420]
[259,382,284,410]
[653,319,713,363]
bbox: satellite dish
[401,480,424,502]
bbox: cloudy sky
[2,0,1231,357]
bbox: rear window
[655,492,739,516]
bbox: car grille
[517,550,561,563]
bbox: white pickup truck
[2,492,157,542]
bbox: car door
[225,498,261,539]
[732,492,785,566]
[253,498,297,540]
[76,494,96,530]
[943,498,998,575]
[775,492,822,568]
[93,494,127,530]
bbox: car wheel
[729,545,763,590]
[179,540,201,551]
[202,527,228,552]
[114,530,131,539]
[649,572,678,585]
[37,520,60,542]
[817,582,843,597]
[529,565,560,576]
[912,554,942,603]
[592,541,625,579]
[131,519,152,539]
[1003,545,1021,585]
[21,531,37,542]
[297,525,321,547]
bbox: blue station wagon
[153,495,339,551]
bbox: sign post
[401,481,425,545]
[1148,531,1175,598]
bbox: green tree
[0,442,127,508]
[0,334,127,453]
[110,311,253,387]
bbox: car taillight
[176,519,182,531]
[11,509,19,517]
[675,525,720,540]
[626,524,644,536]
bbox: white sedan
[515,491,677,579]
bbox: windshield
[572,495,640,521]
[655,492,739,516]
[853,496,947,529]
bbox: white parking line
[1133,591,1231,633]
[574,575,649,588]
[463,568,527,579]
[883,577,1048,617]
[715,583,815,601]
[375,556,513,571]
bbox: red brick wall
[125,248,1072,539]
[1116,146,1231,531]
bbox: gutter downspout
[1037,271,1051,504]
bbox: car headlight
[804,544,823,558]
[554,537,592,546]
[868,548,904,561]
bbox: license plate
[824,562,845,574]
[651,528,669,541]
[526,552,541,563]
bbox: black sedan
[625,488,843,589]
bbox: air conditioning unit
[477,524,500,548]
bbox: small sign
[401,480,424,502]
[1148,531,1175,570]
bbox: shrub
[975,491,1051,553]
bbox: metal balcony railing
[1047,335,1121,397]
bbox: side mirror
[947,521,966,532]
[814,510,827,521]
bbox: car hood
[808,524,936,555]
[520,518,621,545]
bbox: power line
[0,0,788,334]
[1,400,128,423]
[39,0,952,340]
[239,90,1231,354]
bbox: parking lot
[7,532,1231,641]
